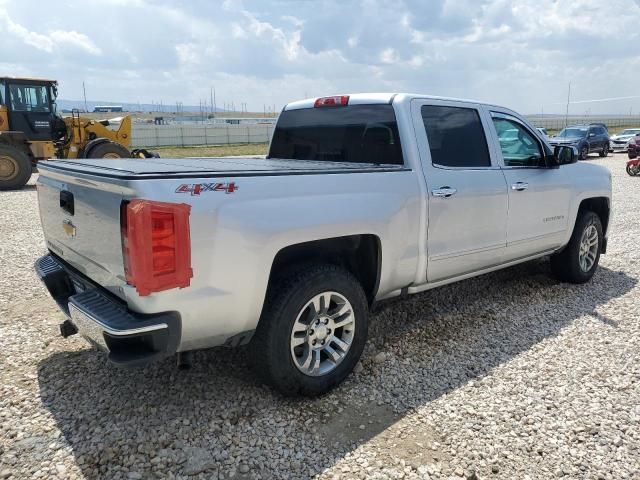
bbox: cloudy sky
[1,0,639,114]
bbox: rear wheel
[0,144,32,190]
[551,210,602,284]
[628,163,640,176]
[250,264,368,396]
[599,143,608,157]
[87,141,131,159]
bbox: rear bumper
[35,254,181,367]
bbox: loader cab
[1,77,57,141]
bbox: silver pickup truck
[35,93,612,396]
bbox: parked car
[609,128,640,153]
[34,93,612,396]
[549,124,610,160]
[536,127,549,137]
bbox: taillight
[314,95,349,107]
[121,200,193,296]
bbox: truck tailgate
[37,172,126,298]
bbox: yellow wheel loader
[0,77,155,190]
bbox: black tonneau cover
[38,157,406,179]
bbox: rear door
[488,111,571,260]
[412,99,508,282]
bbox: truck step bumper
[35,254,181,367]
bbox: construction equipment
[0,77,155,190]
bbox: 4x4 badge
[175,182,238,195]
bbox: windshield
[9,84,51,112]
[268,104,404,165]
[621,129,640,135]
[556,127,587,138]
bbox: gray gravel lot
[0,154,639,480]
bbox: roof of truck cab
[0,76,57,83]
[283,93,501,111]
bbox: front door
[412,100,509,282]
[6,82,55,141]
[489,112,572,260]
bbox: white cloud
[0,0,638,114]
[49,30,102,55]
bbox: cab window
[492,116,544,167]
[9,84,50,112]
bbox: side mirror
[588,132,595,137]
[552,145,578,166]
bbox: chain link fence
[131,123,274,148]
[526,115,640,132]
[130,115,640,148]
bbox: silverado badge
[62,220,76,238]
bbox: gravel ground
[0,154,639,480]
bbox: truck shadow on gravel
[36,261,636,479]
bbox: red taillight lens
[314,95,349,108]
[121,200,193,296]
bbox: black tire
[250,264,368,396]
[0,144,32,190]
[551,210,603,284]
[579,145,589,160]
[86,141,131,159]
[599,143,608,157]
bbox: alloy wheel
[290,291,355,377]
[578,224,598,272]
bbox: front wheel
[250,264,368,396]
[551,210,602,283]
[87,141,131,158]
[628,163,640,176]
[580,145,589,160]
[599,143,609,157]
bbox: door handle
[432,187,457,198]
[511,182,529,191]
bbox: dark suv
[549,124,610,160]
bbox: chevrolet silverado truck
[35,93,612,396]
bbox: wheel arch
[578,197,610,237]
[266,234,382,306]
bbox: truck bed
[39,157,406,179]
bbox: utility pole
[212,87,217,117]
[564,81,571,128]
[82,81,88,113]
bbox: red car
[627,134,640,176]
[628,134,640,159]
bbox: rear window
[268,104,404,165]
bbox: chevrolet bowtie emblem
[62,220,76,238]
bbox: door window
[421,105,491,168]
[492,116,544,167]
[9,85,50,112]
